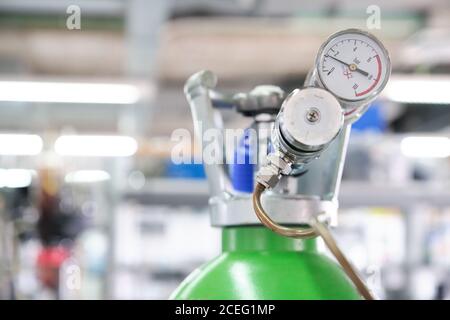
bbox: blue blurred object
[351,101,386,133]
[230,129,255,193]
[165,162,206,179]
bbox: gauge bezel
[315,28,391,105]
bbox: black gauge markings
[317,33,388,101]
[323,39,378,79]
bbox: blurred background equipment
[35,167,84,297]
[0,0,449,300]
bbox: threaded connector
[255,152,293,189]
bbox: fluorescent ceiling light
[384,75,450,104]
[54,135,138,157]
[65,170,111,184]
[0,169,33,188]
[401,136,450,158]
[0,134,43,155]
[0,81,141,104]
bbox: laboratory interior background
[0,0,449,300]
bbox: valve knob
[277,87,344,156]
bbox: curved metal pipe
[253,182,375,300]
[252,182,317,238]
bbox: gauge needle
[325,55,369,77]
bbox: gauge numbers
[317,30,390,103]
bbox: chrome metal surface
[184,70,231,197]
[210,193,337,227]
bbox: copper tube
[252,182,375,300]
[311,216,375,300]
[253,183,317,239]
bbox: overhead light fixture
[65,170,111,184]
[54,135,138,157]
[401,136,450,158]
[0,169,34,188]
[0,81,142,104]
[0,134,43,155]
[384,75,450,104]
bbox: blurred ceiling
[0,0,449,138]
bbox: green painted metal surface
[171,226,361,300]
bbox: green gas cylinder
[171,226,360,299]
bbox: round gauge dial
[316,29,390,103]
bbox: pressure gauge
[315,29,391,110]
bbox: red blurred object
[36,246,70,289]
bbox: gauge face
[316,29,390,103]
